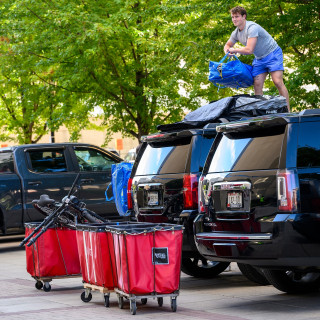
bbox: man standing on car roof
[224,6,290,111]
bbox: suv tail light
[183,174,198,209]
[277,169,299,212]
[127,178,133,210]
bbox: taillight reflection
[198,176,206,213]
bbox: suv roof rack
[299,109,320,116]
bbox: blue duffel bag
[105,162,133,216]
[209,53,253,89]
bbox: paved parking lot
[1,236,320,320]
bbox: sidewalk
[1,241,320,320]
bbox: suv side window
[198,136,215,172]
[74,147,116,171]
[297,122,320,168]
[0,152,14,173]
[28,149,67,173]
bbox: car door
[20,146,78,222]
[72,146,119,218]
[0,151,23,231]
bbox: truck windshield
[208,131,285,173]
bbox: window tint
[136,142,190,175]
[0,152,14,173]
[74,148,116,171]
[297,122,320,167]
[28,150,67,173]
[209,132,284,172]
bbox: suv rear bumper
[137,209,200,255]
[194,214,320,268]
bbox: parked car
[106,148,120,157]
[127,126,230,278]
[195,109,320,293]
[0,143,122,236]
[123,148,137,163]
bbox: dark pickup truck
[0,143,122,235]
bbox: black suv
[195,109,320,292]
[128,126,230,278]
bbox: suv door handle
[28,181,42,186]
[80,178,95,184]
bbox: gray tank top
[229,21,278,59]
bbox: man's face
[231,13,246,27]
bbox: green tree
[1,0,320,144]
[1,0,234,143]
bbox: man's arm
[228,37,257,55]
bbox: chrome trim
[139,206,164,210]
[213,243,237,246]
[196,232,272,241]
[138,183,163,188]
[213,181,251,191]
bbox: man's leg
[270,70,290,111]
[253,72,268,95]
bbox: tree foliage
[0,0,319,143]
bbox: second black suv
[195,109,320,292]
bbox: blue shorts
[252,47,284,77]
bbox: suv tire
[262,269,320,294]
[181,257,230,278]
[237,263,269,286]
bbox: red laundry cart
[76,222,153,307]
[25,222,81,292]
[76,223,118,307]
[107,223,183,315]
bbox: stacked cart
[76,222,183,315]
[76,223,119,307]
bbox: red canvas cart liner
[106,224,183,295]
[76,223,118,289]
[25,222,81,278]
[76,222,153,289]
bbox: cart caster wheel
[35,281,43,290]
[141,298,147,305]
[118,296,124,309]
[157,297,163,307]
[81,291,92,303]
[43,282,51,292]
[130,300,137,315]
[104,294,110,308]
[171,297,177,312]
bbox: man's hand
[228,48,237,55]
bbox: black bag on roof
[157,94,288,132]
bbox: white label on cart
[152,247,169,265]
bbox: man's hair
[230,6,247,18]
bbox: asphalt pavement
[1,236,320,320]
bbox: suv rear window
[208,130,285,173]
[135,138,191,175]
